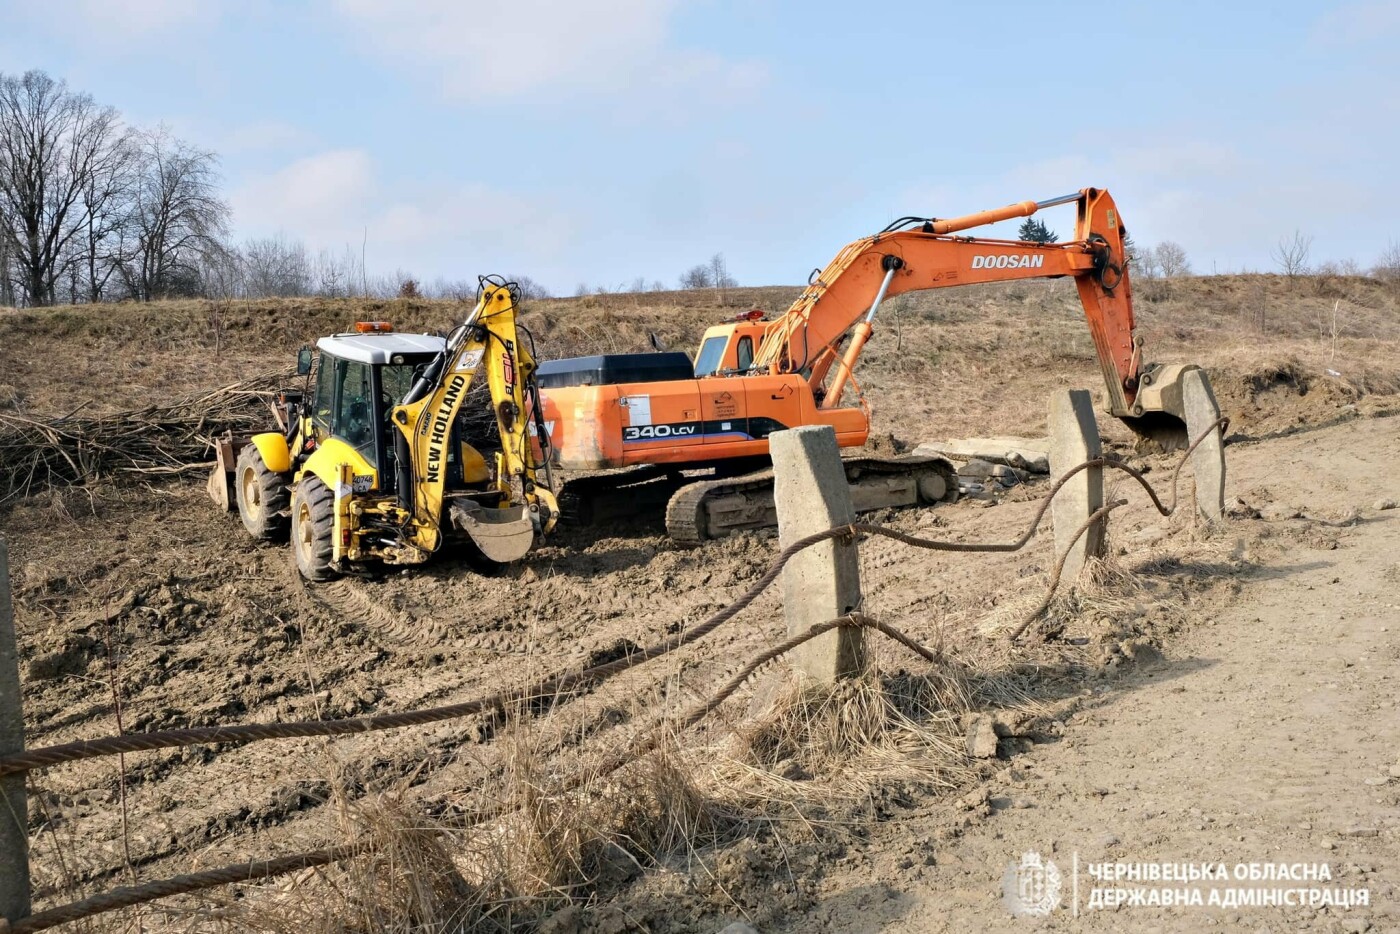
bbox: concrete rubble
[913,436,1051,474]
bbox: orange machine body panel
[538,374,867,470]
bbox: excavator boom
[755,188,1150,430]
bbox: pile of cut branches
[0,371,289,504]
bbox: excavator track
[556,464,687,526]
[664,454,958,543]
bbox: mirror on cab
[296,347,314,376]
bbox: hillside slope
[2,275,1398,447]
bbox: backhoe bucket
[449,500,536,564]
[1119,363,1198,453]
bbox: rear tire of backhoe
[235,445,290,541]
[291,476,337,582]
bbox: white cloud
[229,148,577,279]
[1312,0,1400,44]
[894,133,1390,275]
[8,0,224,43]
[329,0,765,106]
[231,149,377,245]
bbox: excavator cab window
[694,335,727,378]
[736,336,754,372]
[380,363,417,407]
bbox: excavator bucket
[1119,363,1198,453]
[449,500,536,564]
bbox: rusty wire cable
[0,615,938,934]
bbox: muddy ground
[1,276,1399,931]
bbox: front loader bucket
[1120,363,1199,453]
[207,465,235,512]
[207,432,243,511]
[449,500,536,564]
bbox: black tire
[235,445,290,541]
[291,476,337,582]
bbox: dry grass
[136,642,984,931]
[727,665,974,799]
[30,504,1264,932]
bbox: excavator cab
[693,311,769,378]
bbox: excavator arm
[390,277,558,561]
[752,188,1190,448]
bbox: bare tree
[242,234,309,297]
[310,245,364,298]
[1373,240,1400,283]
[0,210,12,306]
[508,274,551,300]
[427,277,475,301]
[679,264,712,289]
[1128,243,1159,279]
[120,126,228,300]
[196,239,245,299]
[1271,230,1312,278]
[709,252,737,297]
[0,70,130,305]
[1154,241,1191,277]
[75,128,136,302]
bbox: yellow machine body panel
[250,433,292,474]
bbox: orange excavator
[536,187,1201,540]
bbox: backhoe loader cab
[210,278,559,580]
[304,331,446,482]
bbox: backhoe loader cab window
[379,363,418,406]
[312,356,335,431]
[694,335,727,377]
[334,361,376,460]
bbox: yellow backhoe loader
[209,276,558,580]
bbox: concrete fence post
[770,426,865,682]
[1048,390,1106,582]
[1182,369,1226,521]
[0,536,31,923]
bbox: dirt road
[777,415,1400,932]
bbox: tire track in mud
[292,569,528,659]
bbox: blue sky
[2,0,1396,292]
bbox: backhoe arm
[390,278,557,555]
[752,188,1175,438]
